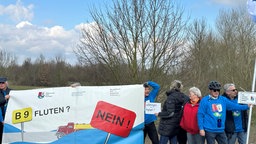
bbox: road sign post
[12,107,33,141]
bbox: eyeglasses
[0,82,5,84]
[210,89,220,92]
[229,89,237,92]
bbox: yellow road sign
[12,107,32,124]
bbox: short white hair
[189,87,202,97]
[223,83,235,92]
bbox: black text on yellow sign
[12,107,32,124]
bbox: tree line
[2,0,256,101]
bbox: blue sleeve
[223,96,249,111]
[197,98,206,130]
[147,81,160,100]
[0,110,3,122]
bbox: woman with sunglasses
[197,81,249,144]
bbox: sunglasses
[229,89,237,92]
[210,89,220,92]
[0,82,5,84]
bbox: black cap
[0,77,7,82]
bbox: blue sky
[0,0,248,65]
[0,0,108,29]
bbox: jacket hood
[166,88,180,96]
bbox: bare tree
[51,55,70,86]
[181,18,219,94]
[0,49,16,76]
[75,0,188,85]
[216,7,256,90]
[181,7,256,94]
[18,58,36,85]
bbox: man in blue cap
[0,77,11,143]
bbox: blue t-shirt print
[212,104,222,117]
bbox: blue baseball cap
[0,77,7,82]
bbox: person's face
[0,82,6,90]
[226,86,237,99]
[144,87,150,97]
[209,89,220,98]
[189,91,198,101]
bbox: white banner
[3,85,144,144]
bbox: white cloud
[16,21,33,28]
[0,22,82,65]
[211,0,246,6]
[0,0,34,22]
[75,22,97,32]
[75,22,100,44]
[0,1,95,65]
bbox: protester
[180,87,205,144]
[144,81,160,144]
[0,77,11,143]
[156,80,189,144]
[223,83,248,144]
[197,80,249,144]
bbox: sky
[0,0,249,65]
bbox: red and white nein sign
[90,101,136,137]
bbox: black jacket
[0,87,11,119]
[158,89,189,137]
[223,93,248,135]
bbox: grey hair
[70,82,81,87]
[189,87,202,97]
[223,83,235,92]
[170,80,183,91]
